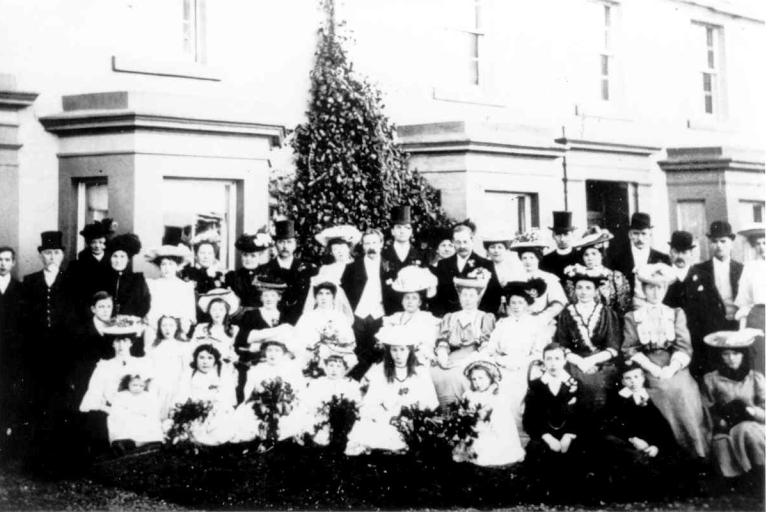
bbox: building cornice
[0,90,39,110]
[659,146,765,173]
[555,137,661,156]
[400,139,565,159]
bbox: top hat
[391,206,412,226]
[668,231,697,252]
[107,233,142,257]
[629,212,653,231]
[274,220,296,240]
[235,233,272,253]
[38,231,65,252]
[707,221,735,240]
[80,222,111,242]
[549,211,576,234]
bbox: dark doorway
[586,180,630,240]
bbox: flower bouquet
[166,399,214,447]
[313,395,360,450]
[250,377,297,447]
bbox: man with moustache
[381,206,426,313]
[0,246,25,452]
[341,228,394,379]
[432,223,500,316]
[663,231,697,308]
[540,211,582,284]
[256,219,316,325]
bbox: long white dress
[452,387,525,466]
[107,390,164,444]
[146,277,196,328]
[173,368,237,446]
[79,356,156,413]
[380,311,439,365]
[300,376,362,446]
[345,364,439,455]
[146,338,192,419]
[294,308,357,369]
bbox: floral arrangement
[466,267,491,282]
[313,395,360,450]
[250,377,297,445]
[563,263,611,279]
[509,228,547,245]
[166,399,214,446]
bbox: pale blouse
[359,364,439,421]
[436,309,496,352]
[79,356,155,413]
[242,360,306,403]
[483,313,548,371]
[735,259,766,314]
[516,269,567,315]
[147,277,196,326]
[174,368,237,409]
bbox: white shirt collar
[672,265,690,281]
[540,371,572,394]
[713,256,731,268]
[43,266,59,275]
[555,247,573,256]
[277,256,294,270]
[0,274,10,293]
[618,386,650,405]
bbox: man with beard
[341,228,394,379]
[663,231,697,308]
[256,220,316,325]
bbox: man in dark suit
[663,231,697,308]
[225,233,273,311]
[540,211,582,284]
[341,228,393,379]
[381,206,425,314]
[256,220,316,325]
[606,212,671,304]
[432,223,500,316]
[683,221,743,377]
[0,246,26,452]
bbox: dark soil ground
[1,440,763,511]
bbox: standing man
[0,246,25,453]
[256,220,316,325]
[381,206,425,314]
[540,211,581,283]
[432,223,500,316]
[684,221,744,377]
[663,231,697,308]
[341,228,391,379]
[606,212,671,304]
[225,233,273,310]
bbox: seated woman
[79,319,154,453]
[431,274,496,407]
[554,271,621,415]
[482,280,549,436]
[146,315,191,419]
[295,282,357,373]
[565,227,632,319]
[173,344,237,446]
[180,239,226,296]
[231,339,306,444]
[345,325,438,456]
[145,244,196,341]
[453,360,525,467]
[702,329,765,478]
[191,291,240,372]
[107,373,163,453]
[622,263,710,460]
[379,265,439,365]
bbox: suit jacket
[256,258,317,325]
[341,256,396,316]
[0,278,24,372]
[97,269,151,319]
[431,252,501,316]
[606,243,671,294]
[381,244,425,313]
[225,267,261,310]
[22,270,73,337]
[540,249,582,283]
[66,250,111,319]
[683,259,743,343]
[663,268,691,309]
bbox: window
[739,200,765,224]
[676,199,707,260]
[451,0,483,86]
[76,179,109,253]
[483,191,539,235]
[162,179,237,268]
[599,3,613,101]
[182,0,207,64]
[695,23,722,115]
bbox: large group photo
[0,0,765,510]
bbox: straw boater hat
[703,329,763,349]
[453,268,491,294]
[463,359,502,383]
[573,226,614,250]
[566,267,609,287]
[146,244,193,267]
[635,263,677,287]
[738,222,765,241]
[102,315,144,338]
[482,228,517,248]
[253,274,288,291]
[197,288,241,314]
[507,229,550,255]
[391,265,438,294]
[375,324,417,347]
[315,225,362,247]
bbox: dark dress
[97,269,151,319]
[180,265,226,322]
[232,307,287,402]
[66,250,111,318]
[0,278,26,438]
[431,252,501,316]
[225,267,261,312]
[554,303,621,414]
[256,258,317,325]
[541,249,582,285]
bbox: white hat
[704,328,763,348]
[197,288,241,315]
[391,265,438,293]
[738,222,765,240]
[635,263,677,286]
[375,325,417,347]
[103,315,144,337]
[146,244,193,266]
[315,225,362,247]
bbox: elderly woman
[565,227,632,319]
[345,325,439,455]
[145,244,196,338]
[735,223,765,375]
[622,263,710,460]
[702,329,765,477]
[431,274,496,407]
[98,234,151,326]
[378,265,439,365]
[225,233,273,310]
[554,271,621,415]
[180,239,226,295]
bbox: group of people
[0,206,764,486]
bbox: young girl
[453,360,525,466]
[230,339,306,444]
[107,373,164,450]
[345,326,439,456]
[146,315,190,418]
[301,355,362,446]
[192,294,240,372]
[145,244,196,339]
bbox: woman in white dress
[146,315,191,418]
[191,290,240,373]
[144,244,196,340]
[379,265,439,365]
[345,325,439,455]
[482,230,524,287]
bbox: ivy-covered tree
[274,0,452,262]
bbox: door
[586,180,630,240]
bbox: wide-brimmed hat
[260,338,289,352]
[549,211,577,234]
[707,221,735,240]
[574,226,614,249]
[107,233,142,257]
[453,268,491,293]
[315,225,362,247]
[235,233,272,253]
[391,206,412,226]
[38,231,65,252]
[508,230,550,254]
[80,222,111,241]
[501,279,546,305]
[737,222,765,241]
[197,288,241,314]
[463,360,502,383]
[146,244,193,267]
[102,315,144,338]
[391,265,438,294]
[668,231,697,252]
[375,324,417,347]
[566,270,607,287]
[274,220,296,240]
[635,263,676,286]
[629,212,653,231]
[420,226,454,248]
[482,228,517,248]
[703,329,763,349]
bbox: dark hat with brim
[668,231,697,252]
[38,231,65,252]
[80,222,111,241]
[549,211,576,234]
[235,233,272,253]
[502,279,547,305]
[629,212,653,231]
[707,221,735,240]
[107,233,142,257]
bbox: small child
[147,315,190,418]
[107,374,163,453]
[301,355,362,446]
[452,360,525,466]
